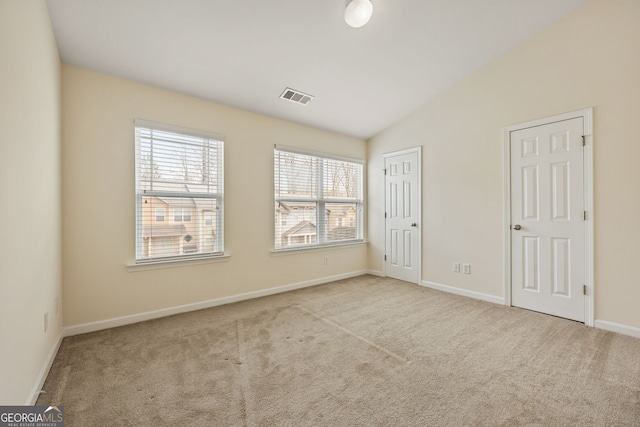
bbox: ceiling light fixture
[344,0,373,28]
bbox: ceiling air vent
[280,87,314,106]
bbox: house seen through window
[135,120,224,262]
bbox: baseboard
[594,320,640,339]
[64,270,369,337]
[420,280,505,305]
[26,331,63,405]
[419,282,639,338]
[366,270,384,277]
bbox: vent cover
[280,87,314,105]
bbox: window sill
[270,241,368,256]
[126,253,231,272]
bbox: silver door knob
[513,224,521,230]
[411,223,417,227]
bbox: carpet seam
[294,304,409,364]
[236,319,253,427]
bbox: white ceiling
[46,0,587,139]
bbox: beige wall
[0,1,62,404]
[368,0,640,329]
[61,65,367,326]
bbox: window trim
[274,145,364,252]
[126,252,231,272]
[270,241,368,256]
[275,144,363,164]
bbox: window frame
[134,119,224,264]
[273,145,364,251]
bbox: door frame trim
[383,146,422,284]
[502,108,594,326]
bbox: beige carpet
[38,275,640,426]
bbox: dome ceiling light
[344,0,373,28]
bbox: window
[135,120,224,262]
[204,211,213,226]
[173,208,192,222]
[274,147,363,249]
[155,208,165,222]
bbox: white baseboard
[64,270,369,337]
[366,270,384,277]
[420,280,505,305]
[26,331,63,405]
[594,320,640,339]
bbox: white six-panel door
[384,149,420,284]
[510,117,585,322]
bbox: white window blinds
[274,147,363,249]
[135,120,224,262]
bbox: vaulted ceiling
[47,0,587,139]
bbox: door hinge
[582,135,586,147]
[384,255,387,261]
[385,212,387,219]
[583,210,586,221]
[583,285,587,295]
[383,168,387,175]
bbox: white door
[510,117,585,322]
[384,149,420,283]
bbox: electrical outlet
[463,263,471,274]
[324,256,329,265]
[44,313,48,333]
[452,262,460,273]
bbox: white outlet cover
[463,263,471,274]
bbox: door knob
[411,223,417,227]
[513,224,521,230]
